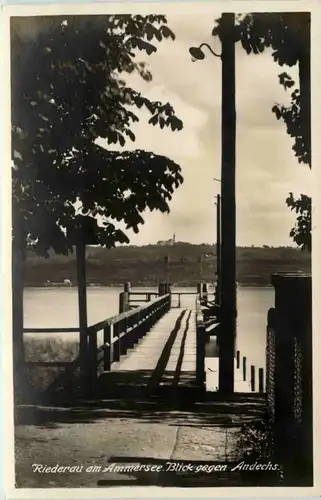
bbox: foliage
[213,13,311,250]
[24,337,78,394]
[286,193,311,251]
[237,417,285,485]
[11,15,184,257]
[239,417,273,460]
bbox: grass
[236,415,285,486]
[21,337,79,403]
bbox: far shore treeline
[24,242,311,287]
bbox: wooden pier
[18,275,312,488]
[24,282,264,401]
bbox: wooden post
[197,282,203,299]
[242,356,247,381]
[250,365,255,392]
[124,282,131,292]
[218,13,237,394]
[76,236,89,394]
[119,291,129,313]
[158,282,167,296]
[202,283,208,299]
[113,323,120,362]
[196,322,206,388]
[236,350,240,369]
[259,367,264,393]
[103,325,111,371]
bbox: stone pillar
[272,272,312,483]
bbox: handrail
[23,327,80,334]
[23,294,170,335]
[128,291,207,297]
[88,293,170,332]
[25,293,172,398]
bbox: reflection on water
[23,286,274,371]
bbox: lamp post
[214,193,221,306]
[189,13,237,394]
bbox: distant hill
[24,242,311,287]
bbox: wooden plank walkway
[116,309,194,373]
[98,308,198,397]
[98,308,253,396]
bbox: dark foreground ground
[14,391,281,488]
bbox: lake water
[24,286,274,371]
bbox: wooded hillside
[24,242,311,287]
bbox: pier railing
[266,273,312,485]
[127,289,201,309]
[23,293,171,398]
[89,293,171,377]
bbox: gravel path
[15,402,245,488]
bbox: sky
[97,12,312,248]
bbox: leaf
[160,25,175,40]
[271,105,282,120]
[133,38,157,55]
[126,129,136,141]
[148,115,158,126]
[118,133,125,147]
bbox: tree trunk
[12,220,26,403]
[76,237,90,395]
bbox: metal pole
[218,13,237,394]
[216,193,221,305]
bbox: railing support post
[259,367,264,393]
[196,305,206,389]
[103,326,111,371]
[242,356,246,382]
[236,350,240,369]
[250,365,255,392]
